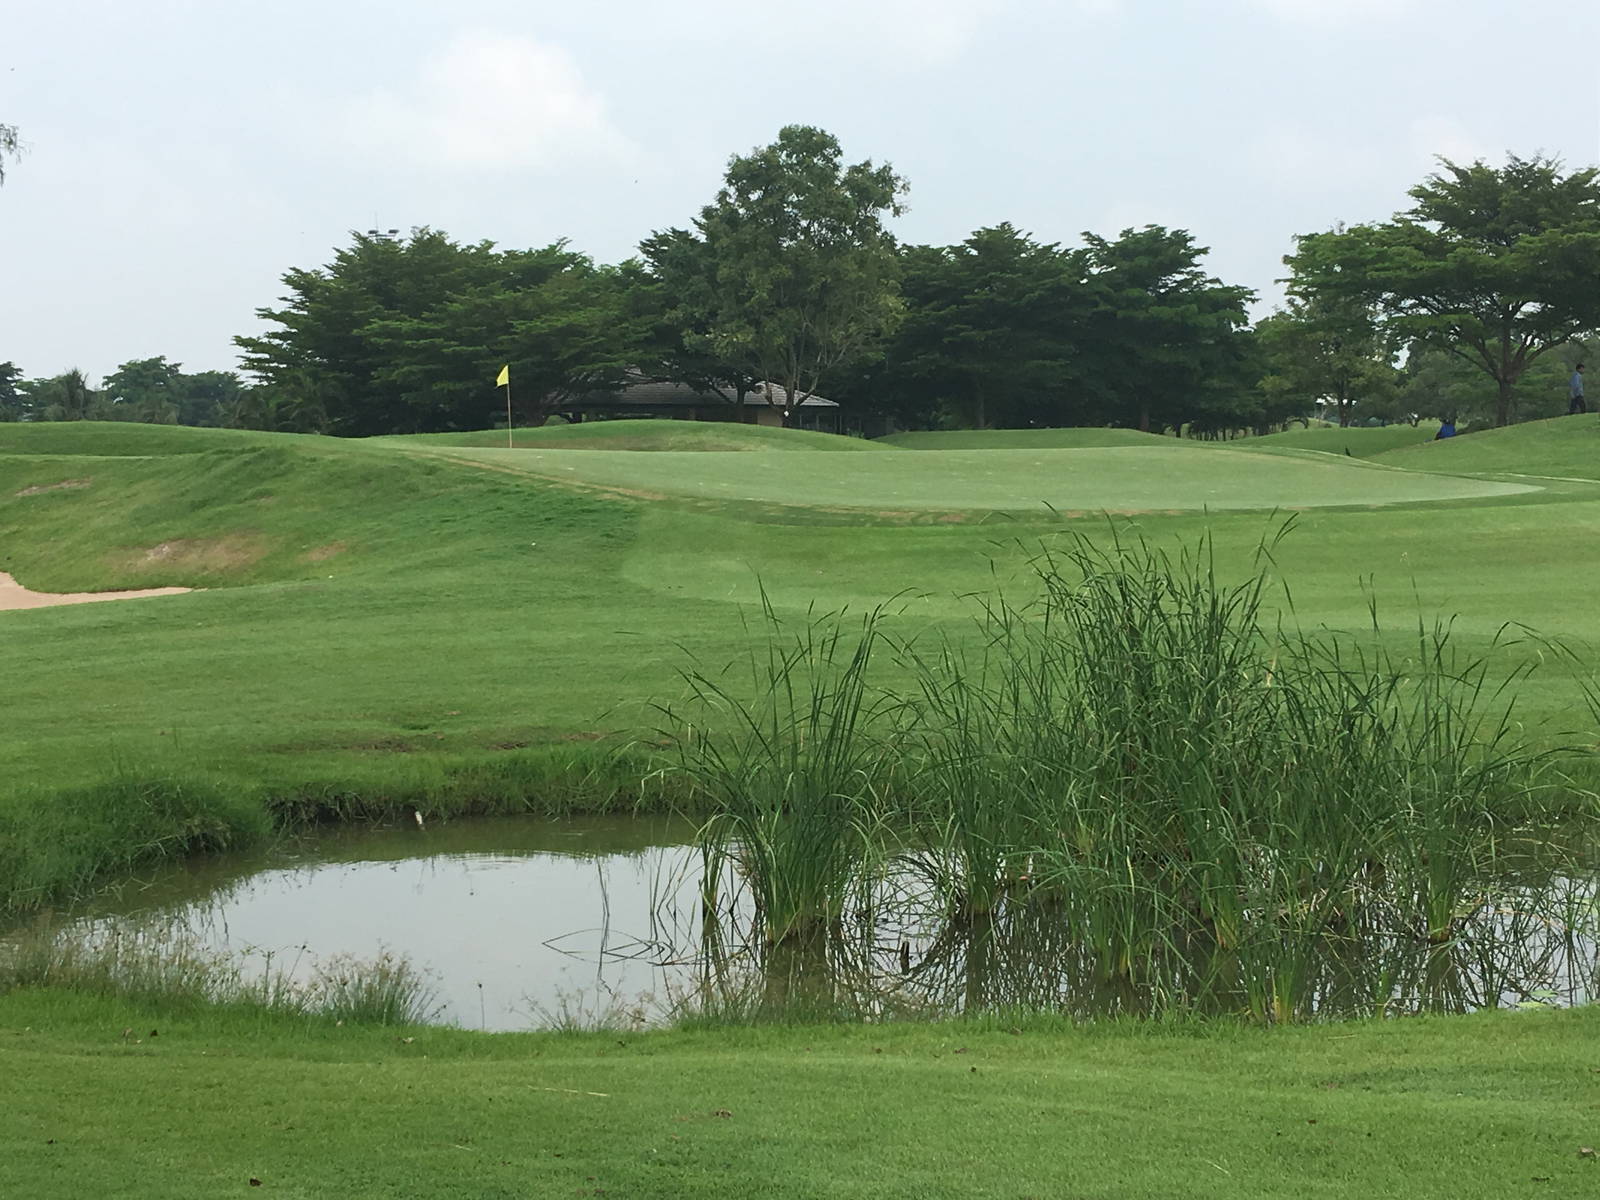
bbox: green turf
[2,990,1595,1199]
[0,421,303,456]
[1,417,1598,909]
[877,426,1187,449]
[377,418,891,452]
[1374,413,1600,480]
[4,417,1600,1197]
[1224,423,1443,458]
[410,442,1535,513]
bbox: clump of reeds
[0,920,439,1026]
[900,526,1570,1021]
[660,597,901,950]
[665,521,1591,1023]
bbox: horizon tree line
[8,129,1600,435]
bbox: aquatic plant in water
[665,522,1598,1023]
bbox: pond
[28,815,1600,1030]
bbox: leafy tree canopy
[1078,225,1255,433]
[893,224,1085,429]
[237,230,646,434]
[1287,155,1600,426]
[643,125,907,421]
[1254,291,1399,429]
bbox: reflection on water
[67,816,703,1031]
[42,816,1600,1031]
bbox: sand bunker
[0,571,190,611]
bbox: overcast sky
[4,0,1599,382]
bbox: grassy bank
[2,988,1596,1198]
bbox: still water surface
[80,816,703,1031]
[68,815,1600,1031]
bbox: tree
[238,229,497,434]
[1288,155,1600,427]
[1401,335,1599,426]
[0,123,20,185]
[225,378,328,433]
[237,230,642,434]
[366,246,645,428]
[20,369,97,421]
[1076,226,1254,433]
[178,370,247,428]
[102,356,186,424]
[633,228,763,412]
[1255,293,1400,428]
[0,362,23,421]
[881,226,1085,429]
[643,125,907,422]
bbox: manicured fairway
[381,420,892,453]
[877,427,1187,450]
[3,991,1597,1200]
[0,418,1596,806]
[412,442,1536,513]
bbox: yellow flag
[495,364,510,387]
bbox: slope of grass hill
[1374,413,1600,480]
[0,421,302,457]
[877,427,1189,450]
[417,440,1533,515]
[381,419,892,452]
[1223,423,1441,458]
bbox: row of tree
[0,358,258,427]
[10,127,1599,435]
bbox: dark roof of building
[572,377,838,410]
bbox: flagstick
[505,380,513,449]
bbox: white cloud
[341,31,637,171]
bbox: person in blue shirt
[1571,363,1587,415]
[1434,419,1456,439]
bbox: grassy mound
[0,436,624,592]
[423,441,1535,514]
[0,421,301,457]
[878,427,1185,450]
[380,419,888,453]
[1225,423,1441,458]
[1375,414,1600,479]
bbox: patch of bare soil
[123,534,269,573]
[301,541,348,563]
[14,478,92,496]
[0,571,191,611]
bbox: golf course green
[3,416,1598,1197]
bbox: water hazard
[36,815,1600,1031]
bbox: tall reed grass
[0,920,439,1026]
[665,524,1595,1022]
[661,597,901,950]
